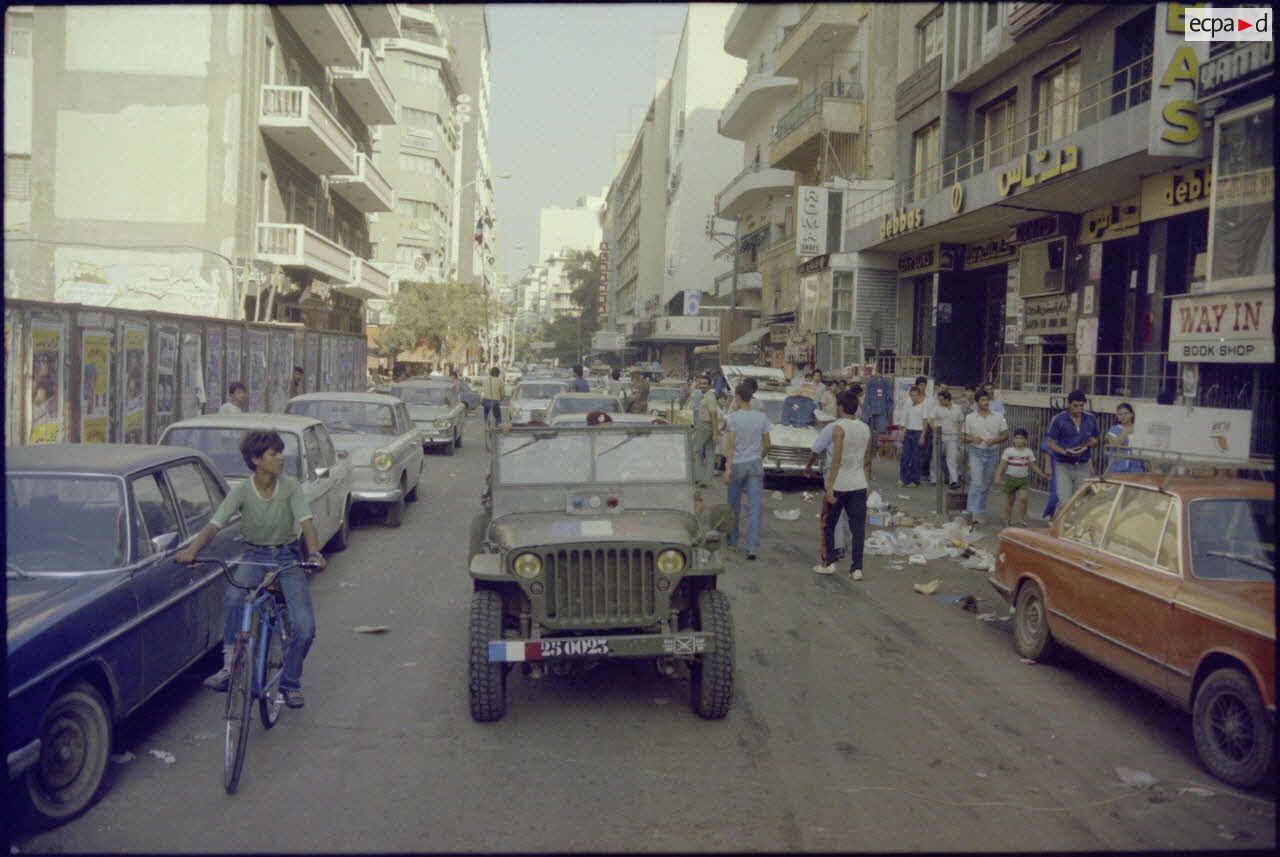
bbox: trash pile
[862,508,997,572]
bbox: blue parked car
[6,445,242,826]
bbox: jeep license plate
[488,638,611,662]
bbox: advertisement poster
[80,329,111,443]
[226,326,243,392]
[180,330,205,419]
[268,330,292,411]
[155,327,178,437]
[1132,404,1253,460]
[205,327,224,411]
[306,332,320,393]
[121,323,147,443]
[246,328,268,411]
[29,320,65,444]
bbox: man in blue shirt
[569,364,590,392]
[723,381,772,560]
[1045,389,1100,508]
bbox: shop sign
[879,207,924,240]
[1140,161,1212,221]
[1131,404,1253,460]
[996,144,1078,196]
[1008,214,1070,245]
[897,244,959,275]
[798,254,830,275]
[796,186,829,257]
[1078,196,1141,244]
[1168,288,1274,362]
[964,236,1018,270]
[1022,293,1072,336]
[1197,40,1273,101]
[1150,3,1209,156]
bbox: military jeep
[468,424,734,721]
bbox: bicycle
[481,399,502,450]
[192,556,319,794]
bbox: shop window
[979,92,1017,170]
[1033,55,1080,147]
[912,121,941,202]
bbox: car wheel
[1013,580,1057,661]
[385,478,407,527]
[469,590,508,722]
[1193,667,1275,788]
[406,466,421,502]
[690,589,734,719]
[327,497,351,552]
[23,681,112,824]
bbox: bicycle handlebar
[191,556,322,591]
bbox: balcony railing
[771,79,865,142]
[278,4,360,68]
[996,350,1175,397]
[259,85,356,174]
[873,355,932,379]
[998,352,1068,394]
[344,257,391,300]
[332,48,397,126]
[330,153,393,212]
[846,55,1153,227]
[256,223,354,282]
[715,161,795,214]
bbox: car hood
[407,404,452,421]
[6,573,118,644]
[511,398,553,411]
[770,425,820,447]
[491,510,701,549]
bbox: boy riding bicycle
[178,430,326,709]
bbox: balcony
[716,163,795,218]
[333,48,397,126]
[330,153,393,213]
[769,80,864,171]
[719,70,798,139]
[351,3,401,40]
[341,257,391,300]
[256,223,354,283]
[725,4,777,58]
[630,315,721,343]
[774,3,866,78]
[259,85,356,175]
[277,4,360,69]
[398,4,447,42]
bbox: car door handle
[1080,559,1102,571]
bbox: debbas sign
[1185,7,1272,41]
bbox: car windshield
[551,396,623,415]
[757,399,785,424]
[289,400,398,435]
[514,382,568,399]
[649,387,682,402]
[497,430,688,484]
[163,427,302,479]
[1189,498,1275,581]
[392,386,451,405]
[6,475,126,571]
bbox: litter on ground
[1115,767,1158,788]
[908,554,927,565]
[773,508,801,521]
[912,579,942,595]
[111,751,136,764]
[147,749,176,765]
[353,625,391,634]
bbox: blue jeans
[221,544,316,691]
[1054,460,1093,507]
[966,445,1000,517]
[900,430,923,485]
[726,459,764,553]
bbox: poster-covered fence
[3,299,367,447]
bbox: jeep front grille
[542,547,658,625]
[766,446,811,467]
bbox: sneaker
[203,666,231,691]
[283,687,305,709]
[746,553,757,561]
[850,569,864,581]
[812,562,836,575]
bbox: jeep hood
[491,510,700,549]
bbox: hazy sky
[487,3,689,284]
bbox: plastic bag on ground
[867,490,884,511]
[865,531,896,556]
[773,508,800,521]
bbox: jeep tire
[468,590,508,721]
[690,589,734,719]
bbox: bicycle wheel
[259,604,286,729]
[222,640,253,793]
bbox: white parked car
[159,413,355,550]
[389,379,465,454]
[286,392,425,527]
[545,392,626,422]
[508,380,571,425]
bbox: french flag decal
[489,641,541,662]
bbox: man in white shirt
[932,388,964,488]
[219,381,248,414]
[898,386,928,487]
[916,375,939,484]
[963,390,1010,524]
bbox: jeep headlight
[372,451,393,471]
[433,418,451,428]
[512,552,543,579]
[657,549,686,575]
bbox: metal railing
[872,355,932,378]
[260,85,355,161]
[998,352,1069,394]
[846,55,1154,225]
[771,79,865,143]
[1087,351,1175,399]
[716,161,793,212]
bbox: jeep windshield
[497,429,688,484]
[514,382,569,400]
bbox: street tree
[378,279,494,367]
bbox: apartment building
[3,5,399,335]
[713,3,904,372]
[839,2,1271,454]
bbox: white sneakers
[812,562,836,575]
[850,569,864,581]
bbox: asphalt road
[12,415,1276,852]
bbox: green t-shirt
[211,475,313,546]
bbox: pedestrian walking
[723,381,771,560]
[804,417,853,569]
[627,371,650,414]
[1039,438,1060,520]
[1045,389,1100,508]
[932,388,964,488]
[962,389,1009,525]
[897,385,927,487]
[994,428,1049,526]
[690,375,719,485]
[980,382,1006,415]
[480,366,505,426]
[569,364,590,392]
[814,389,871,580]
[605,368,624,398]
[220,381,248,414]
[916,376,937,484]
[1105,401,1145,473]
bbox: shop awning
[727,326,769,353]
